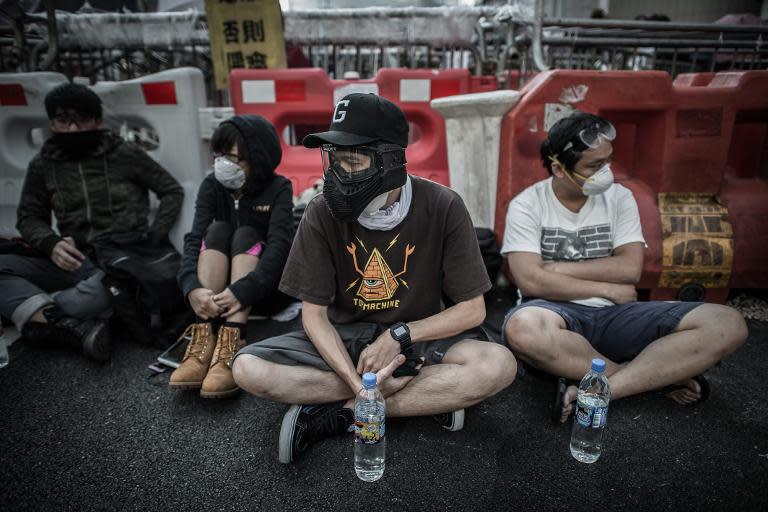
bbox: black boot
[41,307,111,362]
[21,319,55,343]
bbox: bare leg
[606,304,746,400]
[233,340,517,417]
[233,354,354,403]
[506,304,748,422]
[198,249,229,294]
[29,308,49,323]
[227,253,259,324]
[505,307,623,378]
[384,340,517,417]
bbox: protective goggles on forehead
[559,119,616,154]
[321,143,404,184]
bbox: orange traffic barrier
[496,70,768,302]
[230,68,486,194]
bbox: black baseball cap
[302,93,409,148]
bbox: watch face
[393,326,407,337]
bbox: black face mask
[51,130,104,158]
[322,146,407,223]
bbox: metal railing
[1,5,766,100]
[536,17,768,75]
[493,0,768,87]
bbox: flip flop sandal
[659,374,711,405]
[552,377,568,424]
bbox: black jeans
[0,254,111,329]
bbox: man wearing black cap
[232,93,517,463]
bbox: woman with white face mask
[171,115,295,399]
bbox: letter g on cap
[333,100,350,123]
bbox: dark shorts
[235,322,491,371]
[501,299,703,362]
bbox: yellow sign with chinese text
[658,193,733,289]
[205,0,287,90]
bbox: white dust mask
[580,164,614,196]
[214,157,246,190]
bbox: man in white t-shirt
[501,112,748,422]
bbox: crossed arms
[506,242,645,304]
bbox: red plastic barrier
[470,75,498,93]
[496,70,768,302]
[715,72,768,295]
[673,72,716,87]
[230,68,479,194]
[504,70,540,90]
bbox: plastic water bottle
[0,319,9,368]
[570,358,611,463]
[354,372,386,481]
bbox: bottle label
[354,418,385,445]
[575,403,608,428]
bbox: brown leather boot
[169,323,216,389]
[200,324,246,398]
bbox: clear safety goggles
[51,111,97,127]
[560,119,616,153]
[321,144,402,184]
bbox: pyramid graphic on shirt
[356,248,399,301]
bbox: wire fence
[1,6,766,102]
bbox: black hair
[211,121,246,157]
[44,82,102,121]
[540,112,608,175]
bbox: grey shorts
[235,322,491,371]
[502,299,703,363]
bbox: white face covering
[361,192,389,215]
[214,157,246,190]
[580,164,614,196]
[357,176,413,231]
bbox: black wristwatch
[390,322,412,353]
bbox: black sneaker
[278,402,353,463]
[44,309,111,362]
[433,409,465,431]
[23,311,111,362]
[21,321,55,343]
[78,320,111,362]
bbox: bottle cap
[362,372,377,389]
[591,358,606,373]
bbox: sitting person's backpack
[92,232,189,348]
[476,227,502,285]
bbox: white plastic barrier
[0,72,69,237]
[198,107,235,141]
[431,90,521,229]
[92,67,210,250]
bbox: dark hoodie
[177,115,294,309]
[16,130,184,256]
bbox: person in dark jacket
[171,115,294,398]
[0,82,184,361]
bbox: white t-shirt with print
[501,177,646,307]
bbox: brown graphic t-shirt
[279,176,491,324]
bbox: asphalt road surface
[1,290,766,511]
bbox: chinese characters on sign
[205,0,287,89]
[658,193,734,289]
[222,19,265,44]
